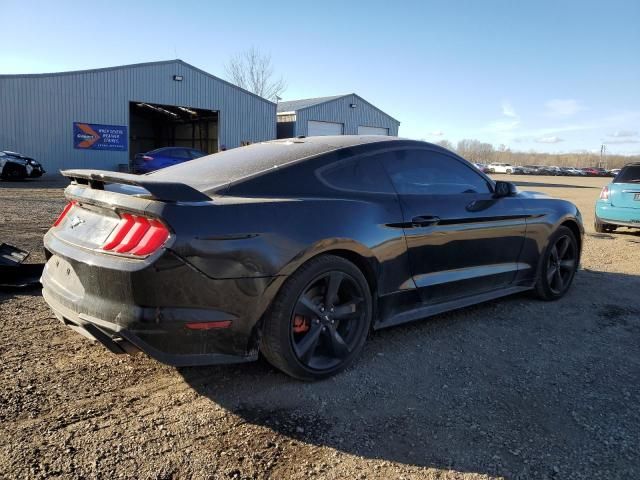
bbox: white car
[488,163,514,174]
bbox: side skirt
[375,285,533,330]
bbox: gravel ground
[1,174,639,479]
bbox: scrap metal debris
[0,243,44,291]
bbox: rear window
[319,156,394,194]
[614,165,640,183]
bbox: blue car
[595,163,640,232]
[133,147,207,173]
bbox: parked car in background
[488,163,514,174]
[564,167,586,176]
[0,150,45,180]
[510,166,531,175]
[42,136,583,380]
[473,163,491,173]
[595,163,640,232]
[608,168,621,177]
[133,147,207,173]
[545,166,564,176]
[582,167,601,177]
[529,165,555,175]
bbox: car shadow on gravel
[179,270,640,479]
[0,176,68,189]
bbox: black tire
[534,226,578,301]
[260,255,372,381]
[0,163,28,181]
[594,220,606,233]
[594,218,616,233]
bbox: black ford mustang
[42,136,583,380]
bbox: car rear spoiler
[61,169,211,202]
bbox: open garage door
[308,120,343,136]
[357,125,389,136]
[129,102,218,169]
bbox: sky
[2,0,639,155]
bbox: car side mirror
[494,181,517,198]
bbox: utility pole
[599,144,607,169]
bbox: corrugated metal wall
[0,60,276,172]
[295,94,399,137]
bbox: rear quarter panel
[162,192,412,297]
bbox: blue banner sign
[73,122,127,151]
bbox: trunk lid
[609,183,640,209]
[54,202,122,250]
[52,169,212,254]
[610,165,640,208]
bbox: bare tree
[435,139,455,151]
[451,138,639,169]
[456,139,495,163]
[225,47,286,101]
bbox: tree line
[434,139,639,169]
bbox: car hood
[516,190,552,199]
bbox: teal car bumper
[595,201,640,227]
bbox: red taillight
[102,213,169,256]
[113,216,150,253]
[53,201,76,227]
[129,219,170,256]
[185,320,232,330]
[142,155,154,161]
[599,185,609,200]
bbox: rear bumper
[595,203,640,227]
[43,288,252,366]
[41,233,280,366]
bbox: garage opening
[357,125,389,136]
[307,120,343,136]
[129,102,218,168]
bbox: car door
[381,148,528,305]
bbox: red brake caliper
[293,314,310,333]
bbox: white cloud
[430,130,444,137]
[544,99,585,117]
[604,138,640,144]
[501,101,517,118]
[535,136,564,144]
[609,130,638,138]
[485,119,520,132]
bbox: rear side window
[614,165,640,183]
[319,155,395,194]
[382,149,492,195]
[170,149,192,159]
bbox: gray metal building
[276,94,400,139]
[0,60,276,172]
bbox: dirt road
[1,175,639,479]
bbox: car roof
[150,136,433,194]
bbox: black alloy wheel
[290,271,366,370]
[260,255,372,381]
[545,235,576,295]
[535,226,578,300]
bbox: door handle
[411,215,440,227]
